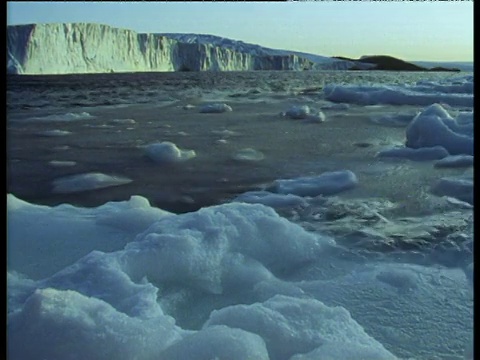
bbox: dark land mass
[334,55,461,72]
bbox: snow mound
[52,172,132,194]
[7,287,185,360]
[159,325,269,360]
[205,295,397,360]
[271,170,358,197]
[144,141,196,163]
[199,103,232,113]
[370,112,416,127]
[377,146,449,161]
[405,104,473,155]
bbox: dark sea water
[6,70,465,212]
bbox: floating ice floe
[199,103,233,113]
[52,172,133,194]
[377,146,449,161]
[431,176,473,205]
[232,190,308,208]
[434,155,474,168]
[282,105,326,122]
[320,103,350,111]
[28,112,94,122]
[48,160,77,167]
[36,129,72,137]
[109,118,136,124]
[405,104,473,155]
[324,75,473,107]
[232,148,265,162]
[144,141,196,163]
[271,170,358,197]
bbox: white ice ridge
[52,172,133,193]
[144,141,196,163]
[324,75,473,107]
[7,23,320,74]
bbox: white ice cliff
[7,23,336,75]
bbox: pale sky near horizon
[7,1,474,62]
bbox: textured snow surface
[7,194,473,359]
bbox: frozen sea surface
[7,70,473,359]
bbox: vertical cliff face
[7,23,315,75]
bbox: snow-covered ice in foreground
[7,195,472,359]
[144,141,197,163]
[52,172,133,193]
[271,170,358,197]
[199,103,233,113]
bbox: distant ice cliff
[7,23,354,75]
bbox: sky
[6,1,474,62]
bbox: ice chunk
[144,141,196,163]
[283,105,326,122]
[405,104,473,155]
[199,103,232,113]
[52,172,132,193]
[377,146,449,161]
[284,105,311,119]
[272,170,358,197]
